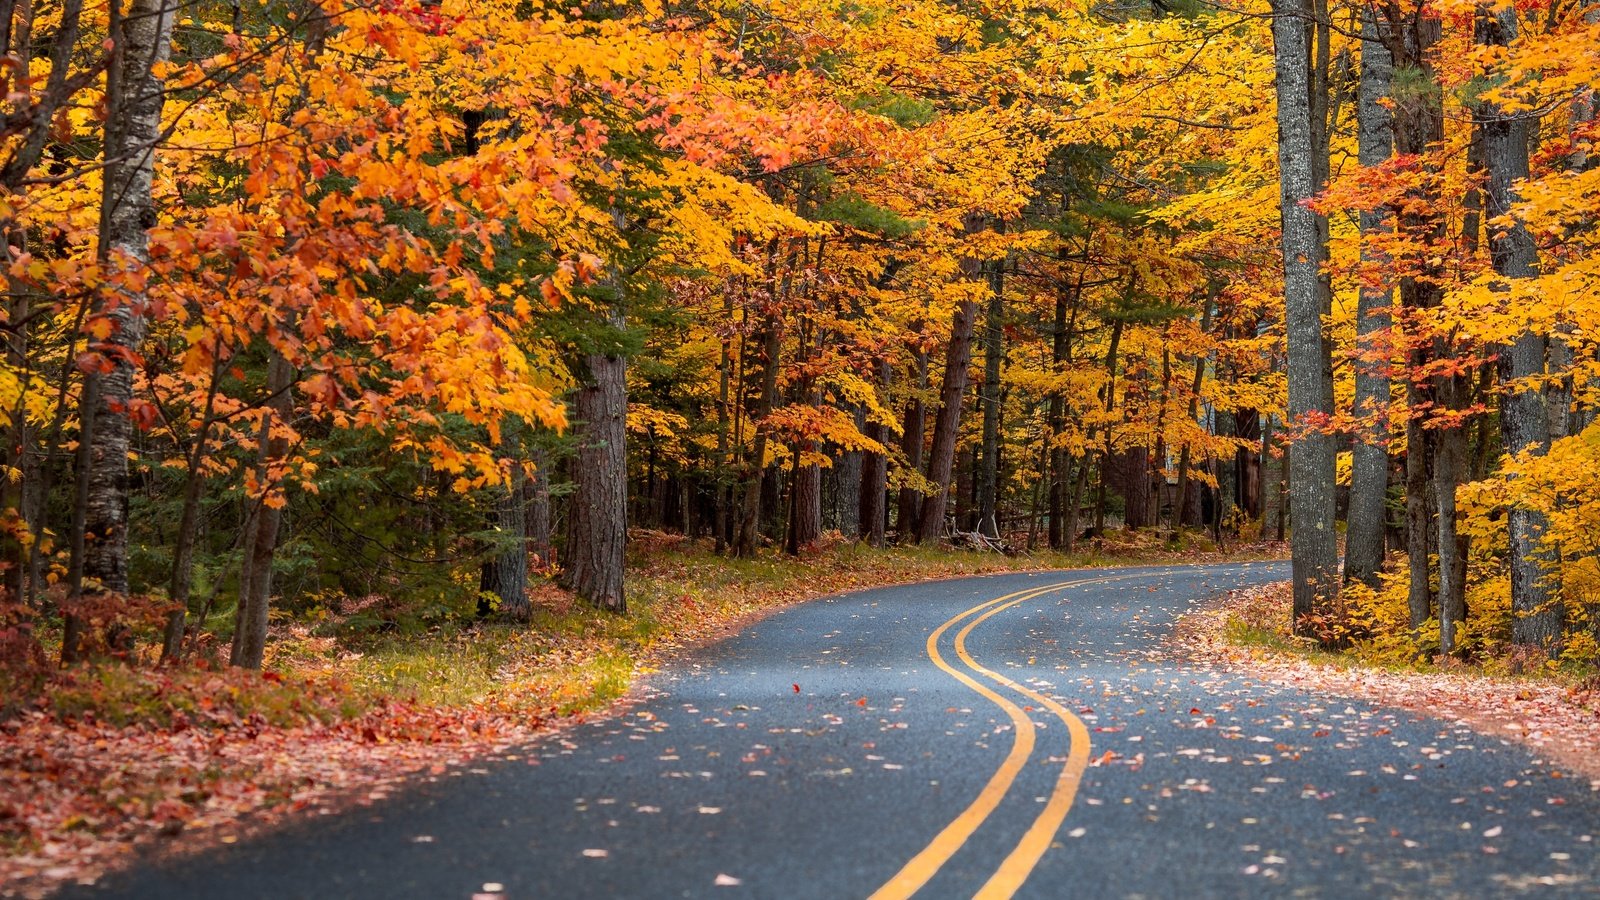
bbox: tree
[68,0,176,661]
[1270,0,1338,636]
[1344,10,1395,590]
[1476,4,1560,649]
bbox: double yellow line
[869,572,1155,900]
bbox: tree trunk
[734,321,780,557]
[1381,6,1447,641]
[78,0,176,642]
[1027,420,1047,549]
[1405,417,1434,632]
[1260,415,1283,538]
[1433,382,1468,654]
[1170,296,1213,537]
[895,348,928,539]
[713,292,733,553]
[527,445,554,569]
[1089,314,1126,538]
[160,365,222,661]
[787,366,824,554]
[1124,448,1153,529]
[834,408,863,538]
[61,373,98,664]
[859,428,887,547]
[1344,11,1395,588]
[976,249,1005,538]
[1478,5,1561,649]
[230,348,292,669]
[480,441,530,621]
[1047,266,1082,549]
[1234,408,1261,520]
[859,362,890,546]
[564,351,628,612]
[1273,0,1339,635]
[955,446,975,530]
[914,297,979,543]
[786,459,822,554]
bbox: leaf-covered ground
[1177,583,1600,788]
[1,534,1265,898]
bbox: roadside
[1176,582,1600,787]
[1,531,1274,898]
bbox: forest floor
[0,529,1272,898]
[1180,583,1600,787]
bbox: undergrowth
[1223,567,1595,681]
[10,529,1277,730]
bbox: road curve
[75,563,1600,898]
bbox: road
[76,563,1600,898]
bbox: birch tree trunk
[65,0,173,659]
[79,0,175,611]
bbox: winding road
[78,563,1600,898]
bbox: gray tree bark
[1046,274,1072,549]
[1478,5,1561,649]
[858,362,890,546]
[834,428,863,539]
[480,435,530,621]
[975,248,1006,538]
[527,445,554,569]
[1272,0,1339,634]
[734,320,780,557]
[1345,11,1395,588]
[1170,295,1213,537]
[1380,7,1452,646]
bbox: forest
[0,0,1597,680]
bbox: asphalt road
[76,563,1600,898]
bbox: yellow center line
[955,572,1167,899]
[867,575,1121,900]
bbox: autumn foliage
[0,0,1596,878]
